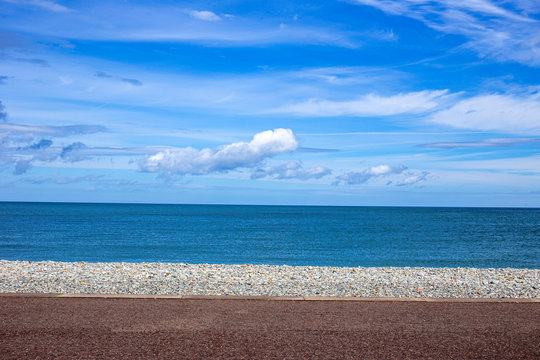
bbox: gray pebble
[0,260,538,298]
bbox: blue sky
[1,0,539,206]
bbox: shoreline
[1,260,538,299]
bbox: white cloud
[1,3,357,47]
[335,164,430,186]
[351,0,540,66]
[429,91,540,134]
[272,90,449,116]
[251,161,331,180]
[422,138,540,148]
[0,118,111,174]
[0,122,106,137]
[0,121,169,174]
[140,129,298,177]
[189,10,221,22]
[441,155,540,172]
[0,138,91,175]
[394,171,429,186]
[335,164,406,184]
[3,0,71,13]
[0,101,7,121]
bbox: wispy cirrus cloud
[2,0,71,13]
[22,174,104,185]
[429,90,540,135]
[95,71,143,87]
[121,78,143,86]
[0,122,106,137]
[422,138,540,149]
[350,0,540,66]
[22,174,139,187]
[0,3,359,48]
[251,161,331,180]
[271,90,450,117]
[0,53,50,67]
[279,86,538,135]
[140,129,299,177]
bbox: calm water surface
[0,202,538,268]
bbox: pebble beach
[1,260,538,298]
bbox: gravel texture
[0,260,538,298]
[2,297,539,359]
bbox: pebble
[0,260,538,298]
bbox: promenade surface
[1,295,539,359]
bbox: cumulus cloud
[140,129,298,177]
[189,10,221,21]
[335,164,406,185]
[335,165,430,187]
[273,90,449,117]
[251,161,331,180]
[9,139,56,175]
[351,0,540,66]
[429,91,540,134]
[60,142,88,161]
[0,118,108,174]
[4,140,90,175]
[25,138,53,150]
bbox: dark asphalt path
[0,296,538,359]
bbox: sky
[0,0,539,207]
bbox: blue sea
[0,202,538,268]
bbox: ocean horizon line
[1,200,539,210]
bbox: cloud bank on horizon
[0,0,539,206]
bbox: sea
[0,202,538,268]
